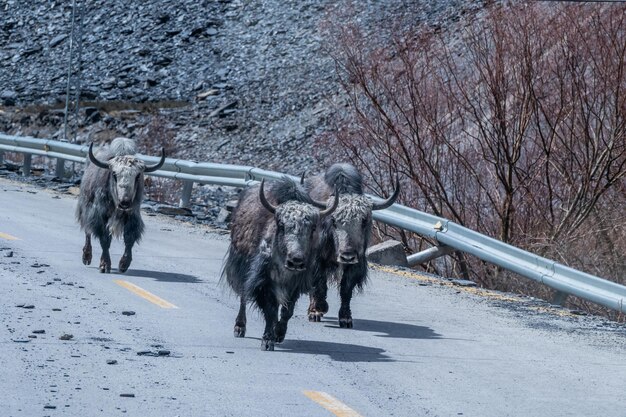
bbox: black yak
[223,177,338,351]
[76,138,165,273]
[305,163,399,328]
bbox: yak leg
[275,292,299,343]
[98,233,112,273]
[82,233,92,265]
[307,279,329,322]
[257,292,279,351]
[118,241,134,273]
[338,265,364,328]
[119,218,142,273]
[233,296,247,337]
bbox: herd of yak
[76,138,400,350]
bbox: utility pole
[60,0,84,178]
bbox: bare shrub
[323,2,626,317]
[137,115,178,204]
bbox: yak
[76,138,165,273]
[305,163,399,328]
[223,176,338,351]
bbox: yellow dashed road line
[0,232,19,240]
[113,279,178,309]
[303,391,363,417]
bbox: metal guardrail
[1,134,625,314]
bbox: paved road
[1,177,625,417]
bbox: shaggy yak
[305,163,399,328]
[76,138,165,273]
[223,177,338,351]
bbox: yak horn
[259,179,277,214]
[372,176,400,211]
[144,148,166,173]
[319,187,340,217]
[300,171,306,185]
[88,143,109,169]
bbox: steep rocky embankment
[0,0,481,173]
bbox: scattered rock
[120,393,135,398]
[215,208,231,224]
[155,205,193,216]
[121,311,136,316]
[157,350,171,356]
[49,34,68,47]
[106,359,118,365]
[59,334,74,341]
[1,90,17,106]
[450,279,477,287]
[4,251,13,258]
[32,329,46,334]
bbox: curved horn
[88,143,109,170]
[259,179,277,214]
[144,148,166,173]
[309,196,329,209]
[300,171,306,185]
[319,187,340,217]
[372,176,400,211]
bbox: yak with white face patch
[304,163,400,328]
[75,138,165,273]
[222,177,338,351]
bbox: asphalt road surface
[1,177,625,417]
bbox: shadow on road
[323,317,442,340]
[123,269,202,283]
[277,339,395,363]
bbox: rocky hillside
[0,0,484,174]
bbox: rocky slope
[0,0,484,175]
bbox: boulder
[366,240,408,267]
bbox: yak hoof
[233,325,246,338]
[261,338,275,351]
[99,260,111,273]
[339,318,353,328]
[274,323,287,343]
[82,249,92,265]
[118,255,132,273]
[308,311,324,322]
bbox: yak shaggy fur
[222,176,329,351]
[75,138,146,273]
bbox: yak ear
[88,143,109,169]
[372,176,400,211]
[259,179,277,214]
[144,148,166,173]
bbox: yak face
[332,194,372,264]
[272,202,320,272]
[108,156,145,211]
[88,141,165,212]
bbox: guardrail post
[552,291,569,306]
[22,153,32,177]
[179,180,194,208]
[55,158,65,179]
[407,245,455,266]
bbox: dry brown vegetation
[324,2,626,319]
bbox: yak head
[89,143,165,212]
[317,178,400,264]
[259,179,339,272]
